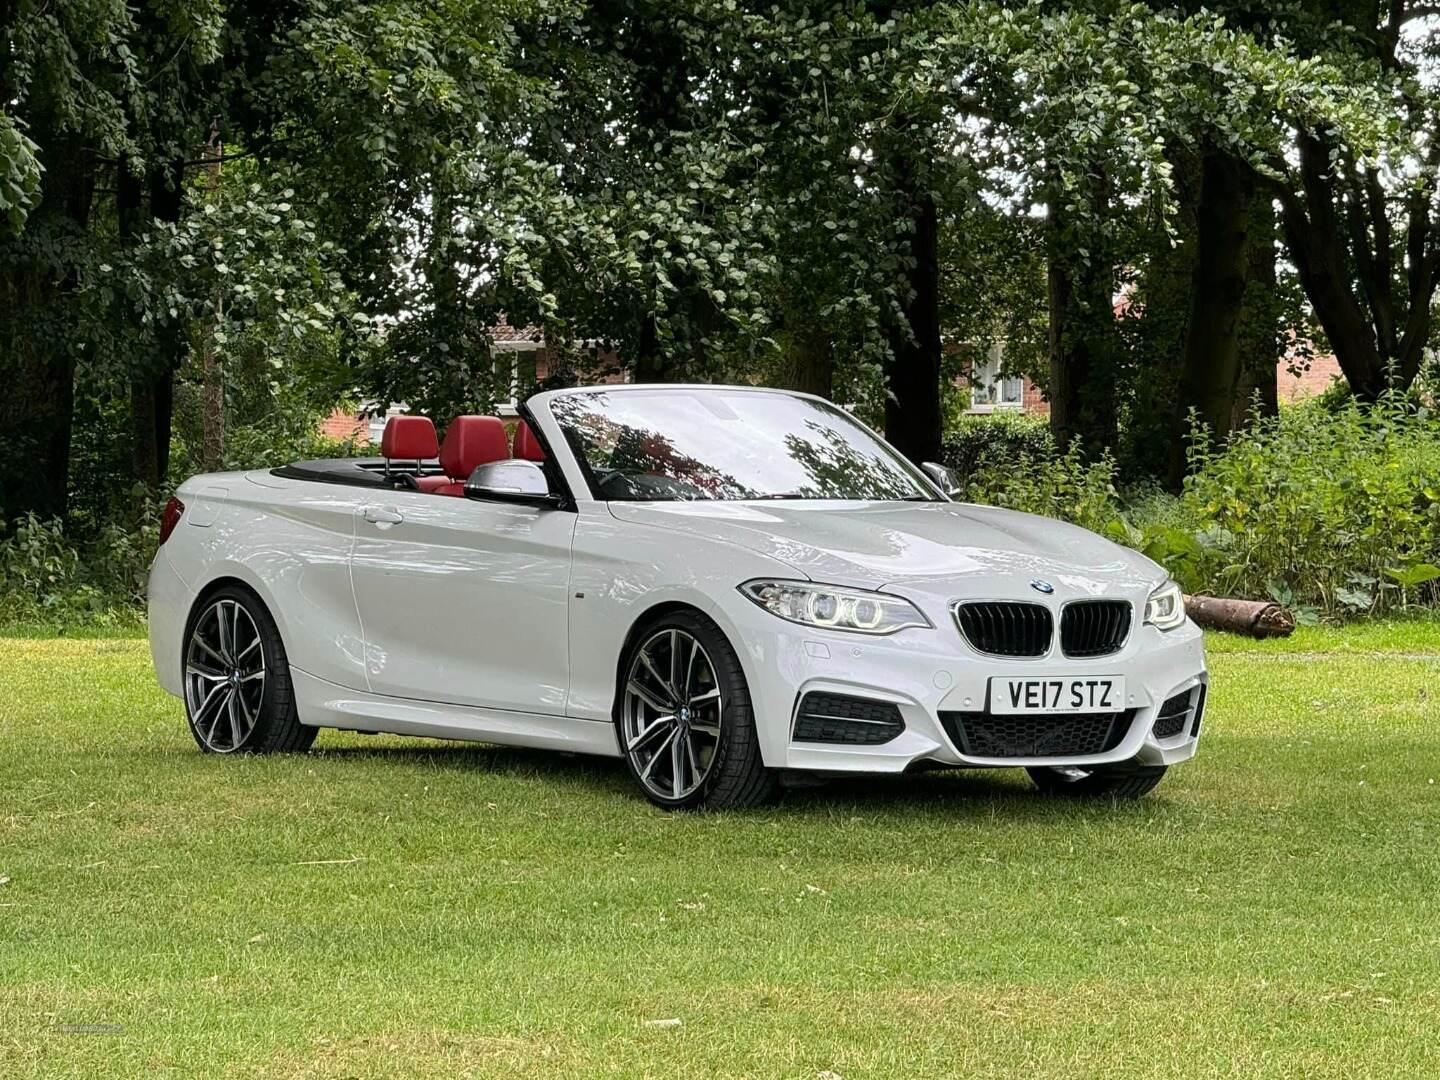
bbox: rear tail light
[159,497,185,546]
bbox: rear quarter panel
[154,472,368,693]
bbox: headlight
[739,580,931,635]
[1144,580,1186,631]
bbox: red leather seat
[380,416,439,488]
[512,419,545,462]
[432,415,509,496]
[381,415,439,461]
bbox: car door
[348,489,577,714]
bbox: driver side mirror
[921,461,961,498]
[464,460,562,508]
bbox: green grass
[2,623,1439,1078]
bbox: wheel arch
[609,595,777,767]
[182,570,288,663]
[610,600,709,716]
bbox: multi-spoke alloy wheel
[185,598,266,752]
[616,611,777,810]
[181,587,315,755]
[622,627,723,801]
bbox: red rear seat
[381,415,439,461]
[381,416,439,487]
[512,419,545,462]
[431,416,509,496]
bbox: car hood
[606,500,1162,595]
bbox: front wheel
[616,611,778,811]
[1026,762,1168,799]
[182,586,316,755]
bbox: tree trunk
[1232,197,1280,431]
[0,138,94,522]
[131,159,186,488]
[632,315,666,382]
[884,191,943,465]
[1128,142,1199,481]
[1184,594,1294,638]
[1046,196,1119,459]
[199,128,226,471]
[1169,151,1254,488]
[1270,132,1389,400]
[778,323,834,399]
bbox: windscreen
[547,388,936,502]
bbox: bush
[943,411,1055,478]
[943,412,1122,533]
[1175,396,1440,618]
[941,398,1440,622]
[0,506,154,626]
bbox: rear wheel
[182,586,316,755]
[1026,762,1167,799]
[617,611,777,811]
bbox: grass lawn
[2,621,1438,1078]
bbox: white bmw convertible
[148,384,1207,809]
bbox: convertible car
[147,385,1207,809]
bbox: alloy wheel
[621,628,724,801]
[184,598,266,753]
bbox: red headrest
[380,415,438,460]
[512,419,546,462]
[440,416,509,480]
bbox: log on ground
[1183,594,1295,638]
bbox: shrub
[1178,396,1440,617]
[941,398,1440,622]
[943,411,1054,478]
[0,501,156,625]
[943,413,1122,534]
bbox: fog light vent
[793,693,904,746]
[1152,687,1199,740]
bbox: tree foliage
[1,0,1437,531]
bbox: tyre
[1025,762,1167,799]
[616,610,778,811]
[181,585,316,755]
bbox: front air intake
[939,710,1136,758]
[953,601,1053,658]
[792,692,904,746]
[1060,600,1132,658]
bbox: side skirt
[291,669,621,758]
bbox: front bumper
[737,610,1207,774]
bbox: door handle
[362,506,404,526]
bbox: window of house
[968,347,1023,411]
[492,344,542,415]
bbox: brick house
[962,342,1345,417]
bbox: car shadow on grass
[304,740,1172,821]
[309,741,635,792]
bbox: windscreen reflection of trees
[552,394,924,501]
[781,422,920,500]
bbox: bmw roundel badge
[1030,579,1055,594]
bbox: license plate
[990,676,1126,715]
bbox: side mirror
[464,460,561,508]
[921,461,961,498]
